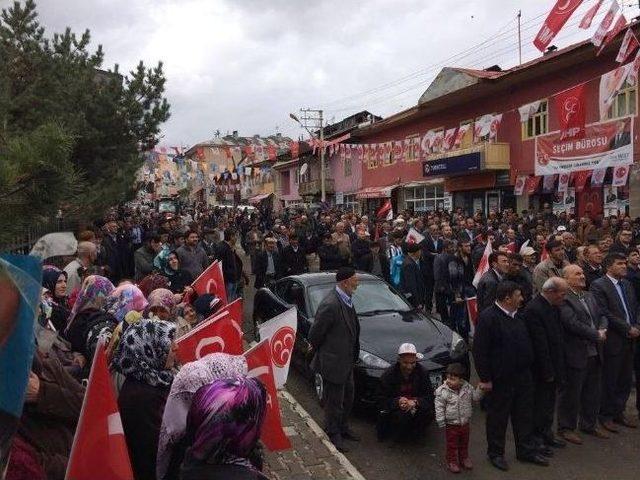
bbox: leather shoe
[329,435,349,453]
[558,431,583,445]
[614,416,638,428]
[447,462,461,473]
[581,427,610,439]
[601,420,620,433]
[342,429,361,442]
[545,437,566,448]
[489,456,509,471]
[517,454,550,466]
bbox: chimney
[544,45,558,55]
[232,130,239,138]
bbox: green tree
[0,0,170,242]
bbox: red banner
[245,341,292,451]
[592,1,620,47]
[176,310,243,364]
[534,0,584,52]
[580,0,603,29]
[191,261,228,305]
[573,170,591,192]
[616,28,639,63]
[555,83,586,140]
[466,297,478,330]
[598,14,627,54]
[525,176,542,194]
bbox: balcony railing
[298,178,335,196]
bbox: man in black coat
[476,252,510,313]
[420,223,440,311]
[590,253,640,431]
[521,277,568,450]
[254,236,283,289]
[580,244,603,290]
[557,264,609,444]
[351,229,372,271]
[473,281,548,471]
[216,229,242,301]
[308,268,361,453]
[401,243,426,310]
[376,343,434,442]
[281,234,308,276]
[318,234,344,271]
[362,240,390,283]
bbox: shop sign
[422,152,481,177]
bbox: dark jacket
[134,245,156,281]
[559,290,606,369]
[590,275,639,356]
[318,244,344,271]
[101,233,123,283]
[216,241,241,283]
[351,238,371,270]
[506,271,533,305]
[377,362,434,416]
[419,234,438,281]
[401,257,426,308]
[476,269,502,313]
[472,304,534,383]
[119,378,170,480]
[281,245,308,276]
[627,266,640,303]
[361,251,390,283]
[309,289,360,384]
[521,294,565,384]
[164,269,194,294]
[254,250,284,289]
[433,252,455,293]
[581,263,603,290]
[609,241,633,256]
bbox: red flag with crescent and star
[175,309,243,364]
[191,260,228,306]
[245,340,292,451]
[257,307,297,389]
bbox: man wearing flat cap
[309,267,361,452]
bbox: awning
[403,179,443,188]
[248,193,272,204]
[356,185,396,199]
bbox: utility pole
[517,10,522,65]
[293,108,326,202]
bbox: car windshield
[307,280,412,317]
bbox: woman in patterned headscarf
[104,283,149,323]
[156,353,248,480]
[40,265,71,332]
[146,288,177,321]
[180,378,269,480]
[115,319,177,480]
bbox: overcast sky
[29,0,640,146]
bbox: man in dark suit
[609,120,631,149]
[309,267,361,453]
[254,236,283,289]
[591,253,640,431]
[522,277,568,450]
[473,281,548,471]
[362,240,390,283]
[557,265,609,444]
[401,243,426,310]
[420,223,440,311]
[580,244,603,290]
[476,252,510,313]
[281,234,308,276]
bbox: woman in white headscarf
[156,352,248,480]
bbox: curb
[279,390,366,480]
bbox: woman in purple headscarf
[179,377,269,480]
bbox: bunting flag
[555,83,586,140]
[574,170,591,192]
[243,145,254,158]
[616,28,639,63]
[597,12,626,54]
[472,241,492,288]
[405,227,426,245]
[534,0,584,52]
[290,141,299,159]
[175,309,243,363]
[443,127,457,151]
[65,341,134,480]
[421,130,435,155]
[257,307,297,389]
[558,172,570,193]
[628,49,640,85]
[612,164,630,186]
[431,130,445,153]
[392,141,404,162]
[191,260,228,306]
[525,176,542,194]
[514,175,527,195]
[580,0,603,28]
[267,145,277,161]
[244,340,292,451]
[489,113,503,139]
[454,123,471,147]
[543,174,557,192]
[518,100,542,122]
[592,1,620,47]
[599,63,632,118]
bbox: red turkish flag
[525,176,542,194]
[466,297,479,336]
[574,170,591,192]
[472,241,492,288]
[376,199,392,219]
[555,83,586,140]
[244,340,292,451]
[598,14,627,55]
[290,141,299,159]
[176,310,243,364]
[65,341,133,480]
[580,0,603,29]
[534,0,584,52]
[191,261,227,305]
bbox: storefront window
[608,83,637,119]
[404,185,446,212]
[522,100,548,139]
[343,194,358,213]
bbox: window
[404,185,447,212]
[522,100,548,139]
[343,194,358,213]
[344,156,352,177]
[608,82,637,119]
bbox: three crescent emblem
[270,327,295,368]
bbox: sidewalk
[263,391,365,480]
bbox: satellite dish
[300,163,308,175]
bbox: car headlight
[450,331,467,359]
[358,350,391,369]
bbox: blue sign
[422,151,481,177]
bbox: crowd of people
[6,199,640,478]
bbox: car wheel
[314,372,325,405]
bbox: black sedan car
[253,272,468,406]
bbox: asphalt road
[240,254,640,480]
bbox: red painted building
[351,24,639,218]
